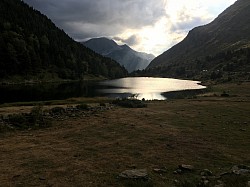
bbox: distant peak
[121,44,131,49]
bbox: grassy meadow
[0,82,249,186]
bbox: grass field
[0,82,249,186]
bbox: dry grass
[0,83,250,186]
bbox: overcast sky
[23,0,237,56]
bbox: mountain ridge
[83,37,155,73]
[146,0,250,81]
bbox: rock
[233,169,250,175]
[214,184,224,187]
[232,164,250,170]
[153,167,167,174]
[173,169,182,174]
[201,176,207,180]
[2,115,9,121]
[214,180,224,187]
[247,181,250,187]
[219,172,231,176]
[173,179,180,185]
[203,180,209,185]
[39,176,46,180]
[178,164,194,171]
[231,165,250,175]
[201,169,213,176]
[12,175,21,179]
[166,144,175,150]
[119,169,148,180]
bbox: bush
[30,105,43,124]
[76,103,89,110]
[112,99,147,108]
[8,114,27,129]
[50,107,65,114]
[4,105,50,130]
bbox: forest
[134,47,250,82]
[0,0,128,82]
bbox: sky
[23,0,237,56]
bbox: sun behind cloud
[115,0,236,56]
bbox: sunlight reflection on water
[99,77,206,100]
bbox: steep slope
[147,0,250,81]
[0,0,127,82]
[83,38,155,72]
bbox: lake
[99,77,206,100]
[0,77,206,103]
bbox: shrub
[4,105,50,130]
[50,107,65,114]
[76,103,89,110]
[112,99,147,108]
[8,114,27,129]
[30,105,43,124]
[30,105,50,128]
[99,103,106,107]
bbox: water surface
[99,77,206,100]
[0,77,206,103]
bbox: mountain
[0,0,127,82]
[147,0,250,81]
[83,38,155,73]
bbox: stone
[214,184,224,187]
[12,175,21,179]
[173,169,182,174]
[153,168,167,174]
[203,180,209,185]
[173,179,180,185]
[247,181,250,187]
[231,165,250,175]
[201,169,213,176]
[119,169,148,180]
[178,164,194,171]
[214,180,224,187]
[232,164,250,170]
[219,172,231,176]
[201,176,207,180]
[233,169,250,175]
[39,176,46,180]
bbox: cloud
[23,0,237,56]
[169,8,211,32]
[113,35,141,46]
[23,0,167,41]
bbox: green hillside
[0,0,127,83]
[146,0,250,81]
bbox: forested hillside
[146,0,250,81]
[0,0,127,82]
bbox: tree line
[0,0,127,81]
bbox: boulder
[201,169,213,176]
[178,164,194,171]
[153,168,167,174]
[231,165,250,175]
[119,169,148,180]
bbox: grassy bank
[0,82,249,186]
